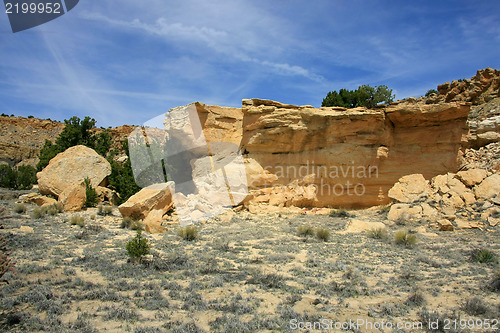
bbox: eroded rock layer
[233,99,470,208]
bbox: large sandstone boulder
[58,181,86,212]
[118,182,174,220]
[456,168,488,187]
[388,174,431,203]
[37,145,111,197]
[475,174,500,200]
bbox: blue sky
[0,0,499,127]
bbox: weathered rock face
[237,99,469,207]
[0,116,64,167]
[58,181,86,212]
[37,145,111,197]
[434,68,499,106]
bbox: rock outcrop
[429,68,499,105]
[37,145,111,197]
[237,99,469,208]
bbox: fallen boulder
[37,145,111,197]
[118,182,174,220]
[58,181,86,212]
[388,174,431,203]
[20,193,57,207]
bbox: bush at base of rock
[84,178,98,208]
[70,216,85,227]
[30,203,64,219]
[177,225,198,241]
[394,230,417,247]
[121,217,143,230]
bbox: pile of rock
[462,142,500,173]
[387,171,500,231]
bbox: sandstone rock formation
[434,68,499,105]
[37,145,111,197]
[238,99,469,208]
[118,182,174,220]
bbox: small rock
[343,219,386,233]
[437,219,454,231]
[456,168,487,187]
[455,219,480,229]
[19,226,34,233]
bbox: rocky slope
[0,116,64,167]
[0,115,134,167]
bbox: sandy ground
[0,193,499,333]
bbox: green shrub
[425,89,438,97]
[0,164,37,190]
[471,248,497,264]
[394,230,417,247]
[126,230,150,261]
[70,215,85,227]
[297,225,314,237]
[107,142,141,204]
[315,228,330,241]
[14,203,26,214]
[329,208,352,218]
[95,131,112,157]
[461,297,490,316]
[31,207,44,219]
[367,227,388,239]
[405,290,426,307]
[46,205,58,216]
[55,202,64,213]
[98,204,113,216]
[178,225,198,241]
[121,217,143,230]
[84,178,98,208]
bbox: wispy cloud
[80,11,325,83]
